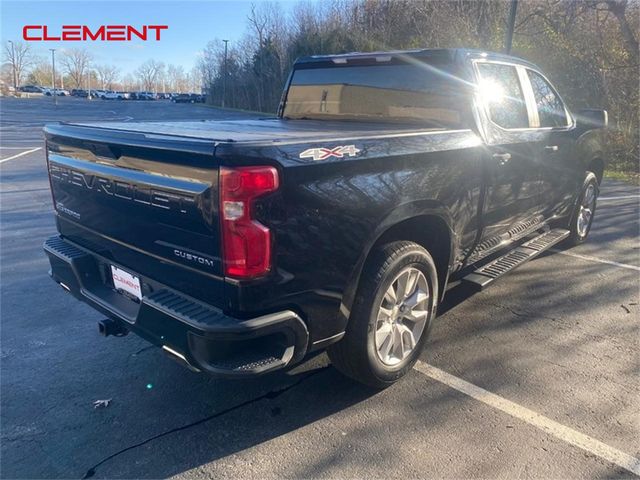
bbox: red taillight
[220,166,279,279]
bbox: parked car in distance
[71,89,89,98]
[43,48,608,388]
[173,93,205,103]
[103,91,130,100]
[138,91,157,100]
[43,88,70,96]
[172,93,194,103]
[19,85,43,93]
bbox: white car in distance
[43,88,70,96]
[103,91,130,100]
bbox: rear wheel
[567,172,598,245]
[328,241,438,388]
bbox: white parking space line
[0,146,40,150]
[0,147,42,164]
[415,362,640,476]
[549,249,640,271]
[599,195,640,201]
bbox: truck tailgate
[44,124,223,302]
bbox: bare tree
[95,64,120,89]
[188,65,202,93]
[61,48,93,89]
[24,56,51,87]
[121,73,138,92]
[2,40,34,87]
[156,63,167,93]
[135,59,164,91]
[0,64,14,94]
[598,0,639,62]
[198,41,222,90]
[166,64,190,92]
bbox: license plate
[110,265,142,300]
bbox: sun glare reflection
[478,79,505,104]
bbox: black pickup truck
[43,49,607,387]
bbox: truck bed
[70,118,454,144]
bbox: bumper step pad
[462,229,570,290]
[43,236,308,377]
[144,289,301,375]
[145,289,233,329]
[44,236,88,262]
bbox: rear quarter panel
[218,129,484,344]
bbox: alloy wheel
[577,184,596,237]
[374,267,430,366]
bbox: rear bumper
[43,236,309,376]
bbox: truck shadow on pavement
[81,240,637,479]
[78,361,381,479]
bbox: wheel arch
[340,207,456,323]
[588,157,604,185]
[576,130,606,186]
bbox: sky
[1,0,299,75]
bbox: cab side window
[527,70,569,128]
[476,63,529,129]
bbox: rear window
[476,63,529,129]
[282,61,471,128]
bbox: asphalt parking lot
[1,96,638,479]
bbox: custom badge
[299,145,361,161]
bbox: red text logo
[23,25,168,41]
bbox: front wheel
[567,172,598,246]
[328,241,438,388]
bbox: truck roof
[295,48,540,71]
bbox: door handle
[492,152,511,165]
[544,145,559,152]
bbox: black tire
[327,241,439,388]
[566,172,599,246]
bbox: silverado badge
[299,145,361,161]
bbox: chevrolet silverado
[43,49,607,387]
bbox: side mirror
[576,109,608,129]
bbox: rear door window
[476,63,529,129]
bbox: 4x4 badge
[299,145,361,161]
